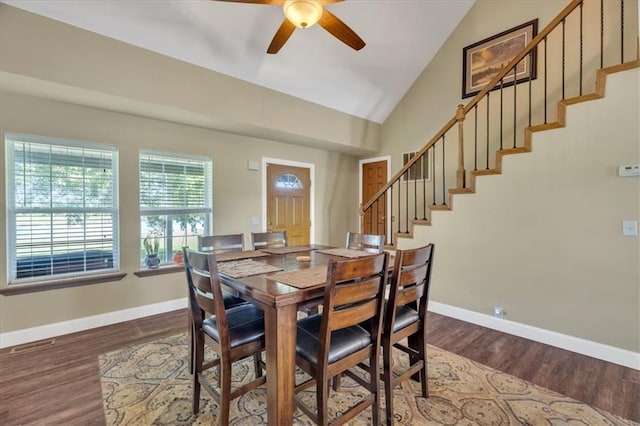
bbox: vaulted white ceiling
[1,0,474,123]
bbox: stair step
[499,147,530,155]
[450,188,474,194]
[471,169,499,176]
[430,204,451,211]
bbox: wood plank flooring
[0,309,638,425]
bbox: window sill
[134,264,184,278]
[0,272,127,296]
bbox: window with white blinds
[139,151,212,264]
[5,134,119,283]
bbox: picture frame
[462,19,538,99]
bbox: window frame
[139,149,213,266]
[5,132,120,285]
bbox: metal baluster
[441,135,446,205]
[544,37,548,123]
[413,159,417,220]
[404,170,409,233]
[431,145,436,206]
[620,0,624,63]
[375,199,379,234]
[600,0,604,68]
[562,19,566,99]
[513,66,517,148]
[528,54,532,127]
[474,105,478,171]
[422,153,427,220]
[390,185,394,244]
[500,79,504,150]
[579,1,583,95]
[486,93,490,169]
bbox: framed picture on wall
[462,19,538,98]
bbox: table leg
[264,304,298,426]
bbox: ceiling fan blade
[318,0,344,4]
[317,8,365,51]
[214,0,286,5]
[267,18,296,54]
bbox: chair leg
[370,352,381,426]
[383,341,394,426]
[188,314,194,374]
[418,332,429,398]
[332,373,342,391]
[219,358,232,425]
[254,352,263,378]
[316,377,330,426]
[192,332,204,414]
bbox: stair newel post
[359,202,365,233]
[455,104,466,189]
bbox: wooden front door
[266,163,311,246]
[362,160,387,235]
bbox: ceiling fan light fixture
[283,0,323,29]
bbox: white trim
[0,298,187,349]
[358,156,391,238]
[261,157,316,244]
[429,301,640,371]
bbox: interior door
[266,163,311,246]
[362,160,387,235]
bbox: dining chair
[294,252,389,425]
[381,243,434,425]
[345,231,385,253]
[251,230,287,250]
[183,248,266,424]
[198,233,244,253]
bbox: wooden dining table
[216,244,377,426]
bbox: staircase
[361,0,639,248]
[360,0,640,368]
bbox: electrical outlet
[493,305,504,318]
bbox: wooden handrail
[362,0,582,213]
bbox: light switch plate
[622,220,638,236]
[247,161,259,171]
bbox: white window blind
[139,151,212,264]
[5,134,119,283]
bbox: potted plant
[143,233,161,269]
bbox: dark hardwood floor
[0,309,638,425]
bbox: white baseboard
[3,298,637,371]
[0,298,188,349]
[429,301,640,370]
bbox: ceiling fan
[215,0,365,54]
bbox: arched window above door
[275,173,303,189]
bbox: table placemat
[270,266,328,289]
[215,250,270,262]
[259,245,317,255]
[316,248,377,258]
[217,259,283,278]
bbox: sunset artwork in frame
[462,19,538,98]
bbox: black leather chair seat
[297,314,372,364]
[222,291,248,309]
[393,305,420,332]
[202,304,265,348]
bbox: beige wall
[0,92,360,332]
[0,4,380,155]
[381,0,640,352]
[0,3,370,334]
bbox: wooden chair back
[385,243,434,334]
[381,243,434,424]
[251,230,287,250]
[319,253,388,364]
[198,234,244,253]
[183,248,231,348]
[346,231,385,253]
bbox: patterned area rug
[100,334,635,425]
